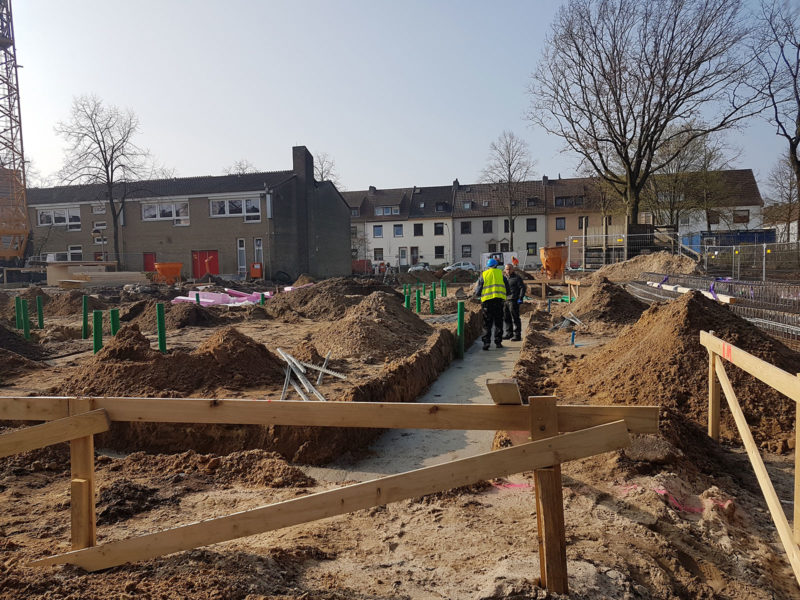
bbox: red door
[143,252,156,272]
[191,250,219,278]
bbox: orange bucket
[154,262,183,285]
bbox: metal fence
[566,231,688,270]
[704,242,800,281]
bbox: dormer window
[419,202,425,208]
[482,200,489,207]
[351,208,360,217]
[392,206,400,215]
[462,201,472,209]
[435,202,447,212]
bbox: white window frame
[254,238,264,264]
[92,220,107,230]
[373,247,384,261]
[373,225,383,238]
[391,206,400,215]
[393,224,403,237]
[462,244,472,258]
[237,238,247,275]
[434,245,445,259]
[209,197,252,221]
[92,203,107,215]
[244,198,261,223]
[67,245,82,262]
[37,206,81,230]
[92,235,108,246]
[142,201,190,226]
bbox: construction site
[0,247,798,600]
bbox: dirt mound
[0,323,44,359]
[56,325,285,397]
[47,290,106,316]
[0,348,42,379]
[313,291,432,362]
[289,340,325,364]
[398,270,438,284]
[118,449,316,488]
[586,252,700,283]
[560,291,800,451]
[265,277,397,321]
[292,273,316,286]
[567,278,647,324]
[121,300,223,331]
[97,479,176,525]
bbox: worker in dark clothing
[502,263,526,341]
[474,258,510,350]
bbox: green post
[36,295,44,329]
[21,299,30,340]
[92,310,103,354]
[81,295,89,339]
[432,283,436,299]
[110,308,120,336]
[156,303,167,353]
[456,301,465,359]
[429,290,435,314]
[415,289,421,313]
[260,293,265,306]
[196,292,201,305]
[441,279,446,297]
[14,296,22,329]
[404,293,410,309]
[423,283,426,295]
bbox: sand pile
[121,300,224,331]
[313,291,432,362]
[47,290,106,316]
[433,296,461,314]
[56,325,285,397]
[398,270,438,284]
[585,252,700,283]
[0,348,42,379]
[567,278,647,324]
[292,273,316,286]
[265,277,398,321]
[0,323,44,359]
[559,291,799,450]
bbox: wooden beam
[795,374,800,546]
[0,397,660,434]
[701,331,800,404]
[714,361,800,586]
[0,396,70,421]
[0,410,109,458]
[530,397,568,594]
[708,350,720,441]
[486,378,522,405]
[32,420,631,571]
[69,398,96,550]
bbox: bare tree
[223,159,259,175]
[684,135,736,231]
[755,0,800,191]
[642,128,700,227]
[480,131,536,252]
[764,155,800,241]
[529,0,761,224]
[55,95,155,269]
[314,152,343,189]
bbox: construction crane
[0,0,28,263]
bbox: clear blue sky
[14,0,786,195]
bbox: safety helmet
[486,258,498,268]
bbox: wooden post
[530,396,568,594]
[69,397,96,550]
[708,350,720,441]
[540,281,546,301]
[795,374,800,545]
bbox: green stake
[404,293,410,309]
[195,292,201,305]
[81,295,89,339]
[110,308,120,336]
[415,289,421,313]
[36,295,44,329]
[260,293,265,305]
[441,279,446,296]
[432,284,436,300]
[429,290,435,314]
[423,283,426,295]
[456,301,465,359]
[14,296,22,329]
[92,310,103,354]
[21,299,30,340]
[156,302,167,353]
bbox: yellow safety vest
[480,268,507,302]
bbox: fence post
[69,397,96,550]
[796,373,800,544]
[762,243,767,282]
[708,342,720,442]
[530,396,568,594]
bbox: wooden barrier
[0,409,109,459]
[701,330,800,587]
[565,278,581,303]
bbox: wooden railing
[0,395,659,594]
[701,330,800,587]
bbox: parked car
[444,261,478,272]
[407,262,430,272]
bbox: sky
[13,0,788,195]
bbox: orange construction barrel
[250,262,263,279]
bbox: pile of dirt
[313,291,432,362]
[121,300,224,331]
[265,277,398,321]
[56,325,285,397]
[398,270,438,284]
[292,273,316,286]
[567,278,647,325]
[559,291,800,452]
[46,290,106,316]
[0,348,42,379]
[96,479,177,525]
[0,322,44,359]
[440,269,478,284]
[116,449,315,488]
[433,296,462,314]
[585,252,700,283]
[288,340,325,364]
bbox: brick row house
[27,147,352,281]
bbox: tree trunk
[107,188,123,270]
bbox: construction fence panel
[566,232,682,271]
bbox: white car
[407,262,430,272]
[444,261,478,272]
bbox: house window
[392,206,400,215]
[574,196,584,206]
[351,208,360,217]
[733,209,750,224]
[383,206,392,216]
[708,211,721,225]
[393,224,403,237]
[144,201,189,226]
[462,201,472,210]
[237,238,246,275]
[482,200,489,207]
[578,216,588,230]
[435,203,447,212]
[374,207,383,216]
[419,202,425,208]
[488,243,497,252]
[37,207,81,230]
[68,245,82,262]
[374,248,384,261]
[500,242,509,252]
[527,242,538,256]
[434,246,444,259]
[245,198,261,222]
[526,198,539,207]
[350,226,357,238]
[556,241,566,246]
[254,238,264,264]
[92,204,106,215]
[462,245,472,257]
[526,218,537,232]
[483,220,492,233]
[37,210,53,226]
[639,212,653,225]
[434,222,444,235]
[504,219,513,233]
[228,199,243,215]
[92,221,107,230]
[92,236,108,246]
[555,197,565,207]
[679,214,690,226]
[461,221,471,234]
[373,225,383,238]
[413,223,423,236]
[556,217,566,230]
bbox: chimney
[542,175,548,186]
[368,186,377,194]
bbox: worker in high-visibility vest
[474,258,510,350]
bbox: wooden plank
[0,396,70,421]
[32,420,631,571]
[70,479,93,550]
[0,396,659,434]
[69,398,96,550]
[795,374,800,545]
[701,331,800,404]
[486,378,522,405]
[708,351,720,441]
[0,410,109,458]
[530,397,568,594]
[714,361,800,586]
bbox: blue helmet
[486,258,498,268]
